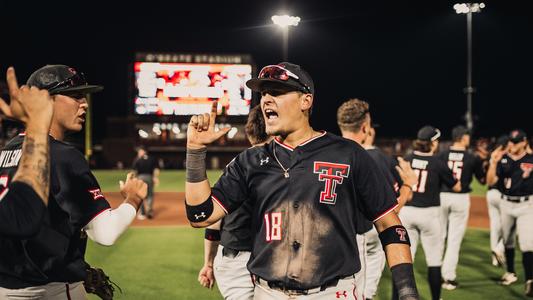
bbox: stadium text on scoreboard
[133,53,254,117]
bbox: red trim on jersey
[85,208,111,226]
[372,203,399,223]
[211,195,229,215]
[274,131,327,151]
[18,133,26,136]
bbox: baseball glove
[84,267,122,300]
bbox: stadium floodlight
[454,3,485,14]
[453,3,485,132]
[271,14,301,61]
[271,15,301,27]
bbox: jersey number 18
[264,212,282,242]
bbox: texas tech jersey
[212,132,398,289]
[497,153,533,196]
[405,151,457,207]
[438,148,485,193]
[0,135,110,288]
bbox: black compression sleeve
[0,181,45,238]
[185,195,214,223]
[205,228,221,241]
[391,263,419,300]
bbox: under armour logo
[194,212,206,220]
[335,290,347,298]
[396,228,407,242]
[260,157,269,166]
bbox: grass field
[86,170,522,300]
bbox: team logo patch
[88,188,104,200]
[396,228,407,242]
[520,163,533,172]
[313,161,350,205]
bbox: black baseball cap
[27,65,103,95]
[417,125,441,142]
[509,129,527,143]
[452,125,470,141]
[495,134,509,147]
[246,62,314,94]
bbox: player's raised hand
[197,265,216,289]
[187,101,231,149]
[396,157,418,187]
[490,146,506,164]
[120,172,148,202]
[0,67,54,129]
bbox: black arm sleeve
[0,181,46,238]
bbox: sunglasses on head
[43,72,87,94]
[258,65,311,93]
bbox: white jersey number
[448,161,463,181]
[413,169,428,193]
[264,212,282,241]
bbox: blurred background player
[401,125,460,300]
[133,145,160,219]
[336,98,417,300]
[438,125,486,290]
[0,65,147,299]
[485,135,511,268]
[487,129,533,296]
[0,67,53,237]
[197,105,270,300]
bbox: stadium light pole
[454,3,485,132]
[271,15,301,61]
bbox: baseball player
[198,105,271,300]
[0,67,53,237]
[132,146,160,219]
[485,135,512,268]
[336,98,417,300]
[0,65,147,299]
[401,125,460,300]
[438,125,486,290]
[185,62,419,300]
[487,129,533,296]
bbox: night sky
[2,1,532,142]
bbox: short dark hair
[336,98,370,133]
[245,105,269,145]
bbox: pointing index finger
[209,101,218,130]
[6,67,20,100]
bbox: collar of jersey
[274,131,327,151]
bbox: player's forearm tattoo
[13,135,50,204]
[186,147,208,182]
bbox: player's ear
[300,93,313,112]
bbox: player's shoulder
[50,139,88,168]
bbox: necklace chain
[272,143,290,178]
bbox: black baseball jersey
[356,147,402,234]
[220,199,253,251]
[211,132,398,289]
[132,155,158,175]
[438,148,485,193]
[0,182,45,238]
[0,135,110,288]
[497,153,533,196]
[405,151,457,207]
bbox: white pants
[486,189,507,252]
[440,192,470,281]
[0,282,87,300]
[253,275,362,300]
[399,206,444,267]
[214,246,254,300]
[500,198,533,252]
[363,228,385,299]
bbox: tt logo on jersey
[314,161,350,205]
[88,188,104,200]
